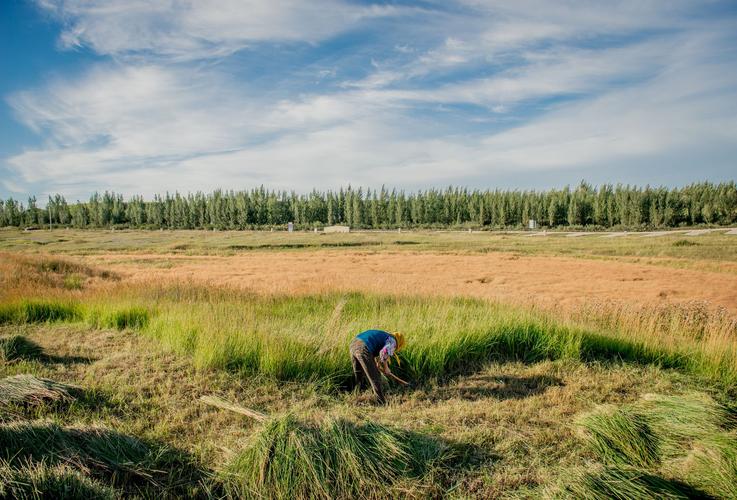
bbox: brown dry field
[88,250,737,314]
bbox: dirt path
[87,251,737,314]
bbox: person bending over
[349,329,405,404]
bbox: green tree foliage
[2,181,736,230]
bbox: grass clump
[673,239,699,247]
[62,274,84,290]
[639,392,734,458]
[0,375,77,408]
[0,457,119,500]
[0,335,43,362]
[104,307,150,331]
[223,414,445,499]
[86,306,151,331]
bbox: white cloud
[3,1,736,200]
[36,0,407,60]
[7,26,736,201]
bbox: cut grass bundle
[223,414,446,499]
[639,392,735,459]
[577,406,660,469]
[0,335,43,362]
[0,374,77,407]
[689,432,737,499]
[0,457,119,500]
[569,393,737,499]
[0,421,155,487]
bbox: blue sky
[1,0,736,201]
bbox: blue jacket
[356,329,391,357]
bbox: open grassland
[2,227,737,266]
[1,235,736,498]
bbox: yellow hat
[392,332,406,352]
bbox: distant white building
[288,222,294,232]
[323,225,350,233]
[528,219,538,230]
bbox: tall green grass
[137,290,737,388]
[0,300,80,325]
[86,305,150,331]
[2,289,736,388]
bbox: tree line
[1,181,736,230]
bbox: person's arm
[378,337,397,374]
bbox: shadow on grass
[0,334,95,365]
[388,324,705,391]
[40,352,95,365]
[565,466,717,499]
[422,374,564,402]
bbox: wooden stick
[200,395,268,422]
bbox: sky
[1,0,736,202]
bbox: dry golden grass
[81,248,737,315]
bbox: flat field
[1,228,736,498]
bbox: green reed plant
[0,299,80,325]
[2,287,736,389]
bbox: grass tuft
[105,307,150,331]
[673,239,699,247]
[62,274,84,290]
[689,432,737,499]
[223,414,446,499]
[86,306,151,331]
